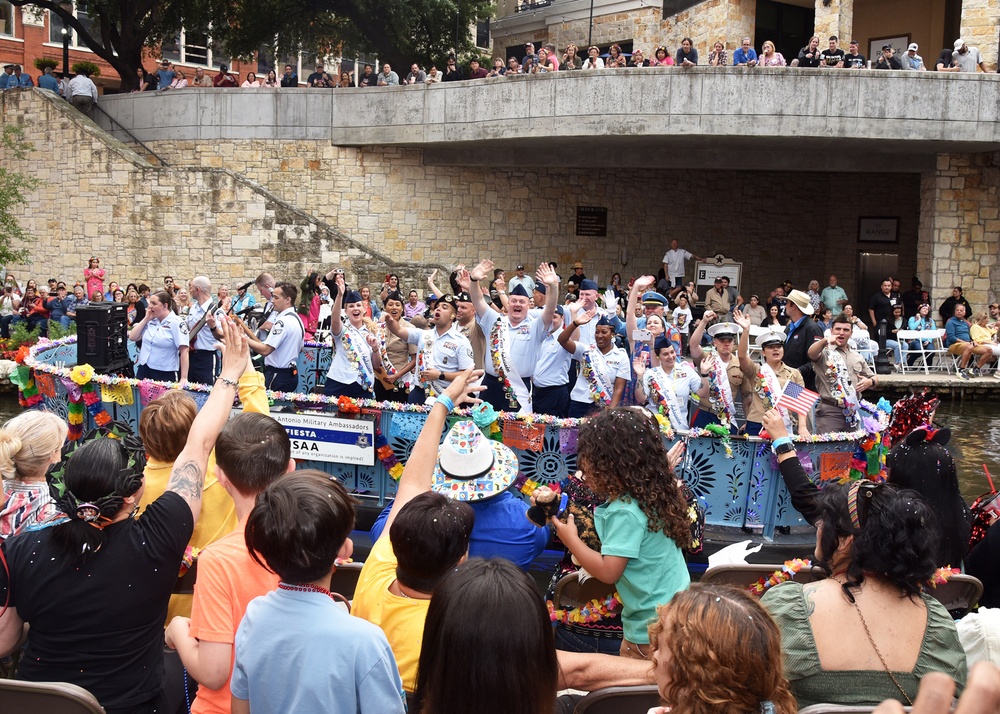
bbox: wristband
[216,376,239,390]
[435,395,455,412]
[771,436,792,448]
[770,436,793,455]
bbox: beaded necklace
[278,581,339,600]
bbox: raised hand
[442,368,485,408]
[733,310,751,330]
[702,309,717,323]
[365,333,380,350]
[632,354,646,378]
[574,308,597,326]
[470,259,494,283]
[634,275,655,292]
[536,262,559,287]
[335,273,346,290]
[455,267,472,292]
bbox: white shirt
[955,46,983,72]
[187,299,225,351]
[672,306,693,334]
[68,74,98,100]
[532,331,572,388]
[263,307,304,368]
[327,321,375,387]
[642,364,702,432]
[405,324,475,395]
[256,299,275,340]
[477,307,548,378]
[570,343,631,404]
[138,313,187,371]
[663,248,693,279]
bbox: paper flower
[70,364,95,385]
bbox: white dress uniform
[324,321,377,396]
[641,364,703,432]
[405,324,475,398]
[137,312,187,378]
[569,342,631,413]
[262,307,305,392]
[186,298,226,385]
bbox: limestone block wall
[0,90,438,292]
[146,137,918,303]
[961,0,1000,72]
[814,0,854,46]
[918,152,1000,310]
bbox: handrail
[92,103,168,166]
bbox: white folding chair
[899,329,948,374]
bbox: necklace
[279,581,338,601]
[852,596,913,706]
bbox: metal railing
[92,102,168,166]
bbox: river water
[0,394,995,500]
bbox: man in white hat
[735,313,809,437]
[808,312,878,433]
[783,289,824,373]
[953,38,985,72]
[688,312,745,432]
[901,43,925,70]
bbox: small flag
[777,382,819,415]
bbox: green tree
[0,125,40,265]
[214,0,494,72]
[8,0,194,91]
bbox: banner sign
[232,409,376,465]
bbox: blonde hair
[0,411,68,481]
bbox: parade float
[17,336,892,560]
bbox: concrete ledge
[95,69,1000,168]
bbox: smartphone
[632,329,652,341]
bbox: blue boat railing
[26,338,870,540]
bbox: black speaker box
[76,303,129,373]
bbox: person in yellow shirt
[138,364,270,621]
[352,370,483,693]
[970,311,1000,376]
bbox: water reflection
[0,393,995,500]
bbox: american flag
[777,382,820,415]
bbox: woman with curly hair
[550,407,691,660]
[761,409,967,708]
[648,583,798,714]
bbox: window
[48,4,100,47]
[476,18,490,49]
[0,2,13,37]
[156,27,228,68]
[662,0,704,21]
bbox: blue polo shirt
[370,490,550,570]
[733,47,758,65]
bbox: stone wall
[0,89,438,292]
[814,0,854,47]
[960,0,1000,72]
[918,152,1000,311]
[138,137,919,304]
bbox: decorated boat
[16,337,891,558]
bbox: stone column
[960,0,1000,72]
[814,0,854,46]
[918,152,1000,310]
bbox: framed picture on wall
[858,216,899,244]
[869,34,910,63]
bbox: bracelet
[216,376,239,389]
[470,276,480,282]
[771,436,793,449]
[435,395,455,412]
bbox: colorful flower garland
[548,590,622,625]
[704,349,735,433]
[580,347,613,406]
[489,320,518,409]
[746,558,812,595]
[340,327,374,392]
[825,347,861,429]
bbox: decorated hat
[784,289,814,315]
[510,284,530,298]
[707,322,742,339]
[579,279,599,291]
[554,305,565,316]
[755,329,786,348]
[436,294,458,310]
[455,291,472,303]
[534,283,546,295]
[642,291,668,307]
[343,290,363,304]
[595,315,613,327]
[654,335,674,352]
[431,421,519,502]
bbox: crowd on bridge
[3,248,1000,712]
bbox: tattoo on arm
[802,584,818,617]
[166,460,204,505]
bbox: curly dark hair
[577,408,691,549]
[814,481,939,600]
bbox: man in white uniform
[186,276,226,385]
[243,282,305,392]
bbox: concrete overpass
[96,68,1000,172]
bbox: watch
[772,441,795,456]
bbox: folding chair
[573,685,661,714]
[900,328,951,374]
[0,679,105,714]
[700,563,827,589]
